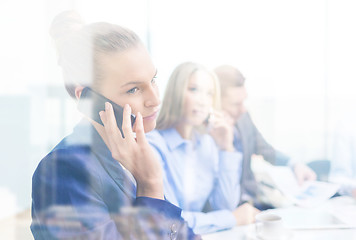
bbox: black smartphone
[77,87,136,137]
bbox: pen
[260,181,276,190]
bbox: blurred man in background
[214,65,317,209]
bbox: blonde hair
[156,62,221,130]
[49,11,142,98]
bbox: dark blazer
[31,119,198,240]
[236,112,290,202]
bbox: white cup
[255,212,285,239]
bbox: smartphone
[77,87,136,137]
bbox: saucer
[245,229,293,240]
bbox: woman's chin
[143,122,156,133]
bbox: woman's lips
[193,110,207,116]
[143,111,158,120]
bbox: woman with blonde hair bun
[147,62,254,234]
[31,11,199,240]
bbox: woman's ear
[74,86,85,100]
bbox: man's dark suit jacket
[236,112,290,203]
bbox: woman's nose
[144,85,160,108]
[198,92,212,106]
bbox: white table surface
[202,196,356,240]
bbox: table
[203,196,356,240]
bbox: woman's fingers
[212,110,223,118]
[104,102,123,139]
[99,110,116,152]
[121,104,135,141]
[209,111,226,125]
[99,111,107,131]
[99,103,126,158]
[135,112,148,145]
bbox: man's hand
[293,163,317,185]
[351,189,356,199]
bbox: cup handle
[255,220,263,235]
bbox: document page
[267,166,340,207]
[252,158,340,208]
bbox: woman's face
[181,70,215,127]
[98,44,160,133]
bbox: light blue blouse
[146,128,243,234]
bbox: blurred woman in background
[147,62,259,234]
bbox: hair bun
[49,10,85,45]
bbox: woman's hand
[99,102,164,199]
[208,111,235,152]
[232,202,260,225]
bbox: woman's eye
[151,77,157,85]
[127,87,138,94]
[188,87,197,92]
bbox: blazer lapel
[78,120,137,200]
[93,149,137,200]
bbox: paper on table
[329,176,356,196]
[252,159,340,208]
[266,167,339,207]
